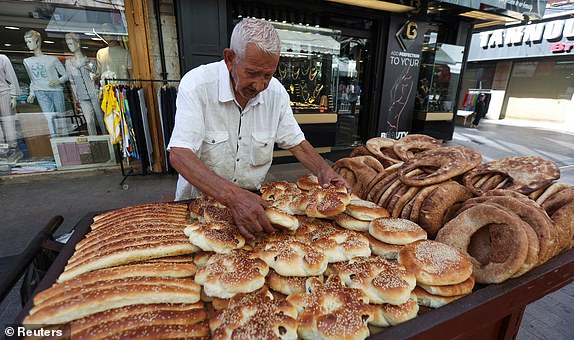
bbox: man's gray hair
[230,18,281,60]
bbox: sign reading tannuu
[468,18,574,61]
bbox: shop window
[0,0,132,174]
[415,29,465,115]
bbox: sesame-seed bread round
[194,249,269,299]
[413,286,466,308]
[295,220,371,263]
[256,239,328,276]
[370,297,419,327]
[364,233,403,260]
[264,207,300,231]
[260,181,301,201]
[333,256,416,305]
[305,186,352,218]
[417,275,475,297]
[286,276,376,340]
[296,174,321,191]
[184,222,245,254]
[369,218,427,245]
[335,213,371,232]
[267,270,323,296]
[345,199,390,221]
[398,240,473,286]
[210,287,299,340]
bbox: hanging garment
[100,84,121,144]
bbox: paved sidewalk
[1,123,573,338]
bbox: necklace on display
[309,84,324,104]
[292,65,300,80]
[300,82,309,103]
[278,63,287,80]
[301,61,310,76]
[309,67,318,81]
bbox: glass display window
[272,22,341,113]
[0,0,131,174]
[415,28,465,115]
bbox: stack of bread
[23,203,209,338]
[337,135,572,287]
[365,217,427,260]
[398,240,475,308]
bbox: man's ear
[223,48,235,72]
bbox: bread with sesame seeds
[370,297,419,327]
[364,233,403,260]
[193,251,214,268]
[57,241,199,283]
[256,239,328,277]
[264,207,300,231]
[335,213,371,232]
[23,277,201,325]
[369,218,427,246]
[333,256,416,305]
[91,203,188,228]
[305,185,352,218]
[295,220,371,263]
[413,286,466,308]
[34,261,197,305]
[194,249,269,299]
[72,306,208,339]
[267,270,323,296]
[69,302,204,336]
[184,221,245,254]
[260,181,301,201]
[105,321,210,339]
[296,174,321,191]
[210,287,298,340]
[287,275,376,340]
[345,198,390,221]
[398,240,473,286]
[418,275,475,297]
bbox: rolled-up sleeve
[275,91,305,149]
[167,80,205,153]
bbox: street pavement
[0,122,573,338]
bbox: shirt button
[211,140,215,143]
[238,137,242,140]
[264,143,268,147]
[236,158,239,162]
[233,179,237,182]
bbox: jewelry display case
[272,23,341,114]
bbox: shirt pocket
[201,131,229,168]
[251,132,274,167]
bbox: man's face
[224,43,279,102]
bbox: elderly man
[168,18,348,239]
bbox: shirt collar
[217,60,265,107]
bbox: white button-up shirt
[168,60,305,200]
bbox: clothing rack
[103,78,180,189]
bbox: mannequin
[23,30,68,137]
[0,53,21,160]
[64,33,105,135]
[96,37,132,86]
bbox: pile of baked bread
[336,134,573,284]
[23,181,476,339]
[22,134,572,339]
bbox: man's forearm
[169,147,238,204]
[289,140,332,177]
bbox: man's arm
[170,147,275,239]
[289,140,351,192]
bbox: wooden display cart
[14,211,574,339]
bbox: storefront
[0,0,544,177]
[0,0,171,176]
[460,15,574,128]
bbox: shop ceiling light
[327,0,414,12]
[459,11,516,22]
[4,26,20,30]
[4,43,11,47]
[44,40,55,44]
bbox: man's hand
[225,188,276,239]
[317,166,352,193]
